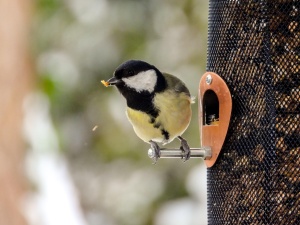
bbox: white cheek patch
[122,69,157,93]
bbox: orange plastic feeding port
[199,72,232,167]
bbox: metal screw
[206,74,212,85]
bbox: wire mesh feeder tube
[148,147,211,159]
[206,1,300,224]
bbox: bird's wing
[162,72,191,97]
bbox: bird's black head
[105,60,167,117]
[114,60,155,80]
[106,60,166,94]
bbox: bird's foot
[178,136,190,162]
[149,140,161,164]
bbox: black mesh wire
[206,1,300,224]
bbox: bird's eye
[127,70,134,76]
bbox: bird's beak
[107,77,121,85]
[101,77,121,87]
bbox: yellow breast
[126,90,192,144]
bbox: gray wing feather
[162,72,191,97]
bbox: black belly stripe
[122,90,160,118]
[150,115,169,140]
[161,129,169,140]
[149,117,155,124]
[153,122,161,128]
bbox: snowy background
[23,0,209,224]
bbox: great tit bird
[102,60,193,162]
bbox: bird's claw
[149,141,160,164]
[178,136,190,162]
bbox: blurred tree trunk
[0,0,32,224]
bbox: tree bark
[0,0,32,224]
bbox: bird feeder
[206,1,300,224]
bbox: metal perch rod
[148,147,212,159]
